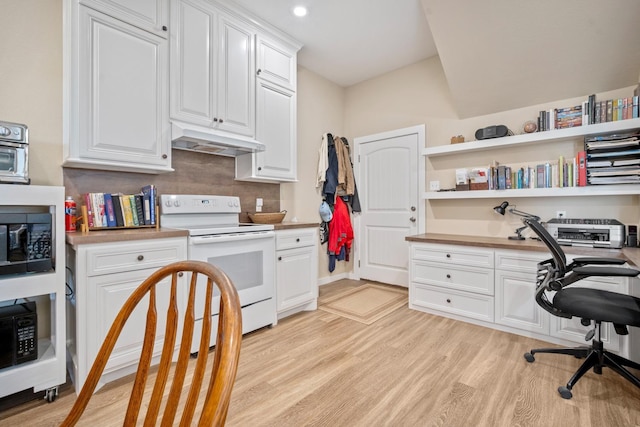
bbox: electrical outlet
[256,198,263,212]
[429,180,440,191]
[556,210,566,219]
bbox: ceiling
[232,0,640,118]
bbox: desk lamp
[493,201,540,240]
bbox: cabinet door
[277,246,317,312]
[495,269,549,334]
[78,7,170,172]
[88,268,179,376]
[80,0,169,37]
[215,14,255,137]
[254,80,296,180]
[170,0,217,126]
[256,36,296,90]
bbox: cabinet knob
[278,256,282,261]
[409,217,416,223]
[162,154,167,159]
[178,272,183,277]
[296,238,300,242]
[137,255,144,261]
[219,119,224,123]
[446,298,451,303]
[257,68,262,75]
[213,118,218,122]
[162,25,167,31]
[446,254,451,258]
[446,274,451,279]
[258,167,262,171]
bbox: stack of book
[538,105,583,131]
[585,133,640,185]
[485,154,587,190]
[82,185,157,229]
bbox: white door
[354,126,423,287]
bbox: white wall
[0,0,63,186]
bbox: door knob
[409,217,416,222]
[411,206,416,211]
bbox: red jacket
[328,197,353,256]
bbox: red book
[577,151,587,187]
[83,193,95,228]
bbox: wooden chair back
[60,260,243,426]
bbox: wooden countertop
[66,227,189,247]
[406,233,640,267]
[273,222,319,230]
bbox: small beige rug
[319,284,407,325]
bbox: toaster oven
[0,121,29,184]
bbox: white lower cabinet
[275,228,318,319]
[409,242,632,357]
[66,237,187,394]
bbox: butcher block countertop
[273,222,319,230]
[66,227,189,247]
[406,233,640,268]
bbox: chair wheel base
[558,386,573,399]
[524,353,535,363]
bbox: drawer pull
[446,274,451,279]
[446,298,451,303]
[137,255,144,261]
[178,272,183,277]
[446,254,451,258]
[278,256,282,261]
[296,238,300,242]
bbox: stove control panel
[160,194,241,214]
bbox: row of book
[537,94,639,132]
[585,132,640,185]
[83,185,157,229]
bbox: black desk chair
[522,218,640,399]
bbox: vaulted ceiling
[232,0,640,118]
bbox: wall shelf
[422,118,640,158]
[425,184,640,200]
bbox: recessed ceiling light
[293,6,307,17]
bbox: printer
[545,218,626,249]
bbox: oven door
[188,231,275,317]
[0,145,28,184]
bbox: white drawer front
[411,243,494,268]
[86,238,186,276]
[495,250,548,273]
[412,261,494,295]
[411,283,494,322]
[276,228,316,251]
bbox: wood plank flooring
[1,279,639,426]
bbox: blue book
[103,193,117,227]
[142,184,156,225]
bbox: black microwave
[0,301,37,368]
[0,213,53,276]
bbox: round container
[65,196,77,232]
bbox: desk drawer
[495,250,548,273]
[411,244,494,268]
[411,283,494,322]
[411,261,494,295]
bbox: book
[92,193,107,227]
[103,193,117,227]
[577,151,587,186]
[111,193,125,227]
[134,194,145,225]
[128,195,139,226]
[122,195,134,226]
[142,184,156,225]
[83,193,95,228]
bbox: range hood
[171,122,265,157]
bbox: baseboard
[318,272,349,286]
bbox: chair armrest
[573,265,640,277]
[570,257,626,266]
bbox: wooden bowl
[248,210,287,224]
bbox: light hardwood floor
[1,279,639,426]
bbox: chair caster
[558,386,573,399]
[524,352,535,363]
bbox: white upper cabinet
[170,0,255,138]
[236,79,296,182]
[256,35,297,91]
[80,0,169,37]
[64,5,172,174]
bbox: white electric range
[160,194,276,353]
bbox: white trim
[318,272,350,286]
